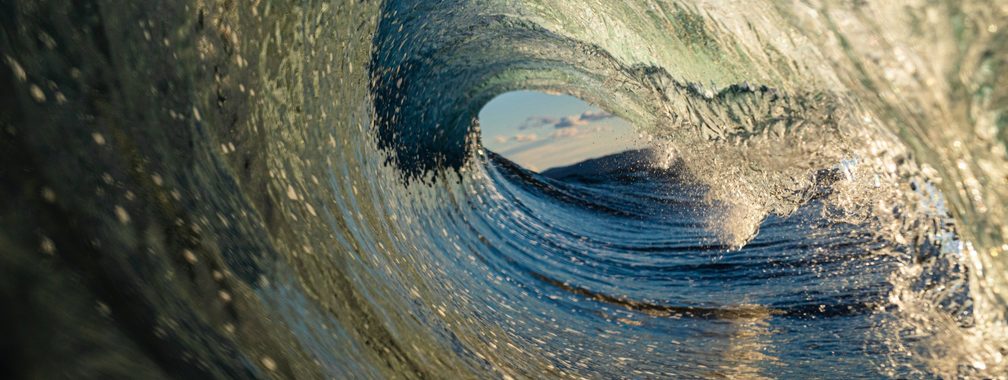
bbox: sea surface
[1,0,1007,379]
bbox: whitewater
[1,0,1006,378]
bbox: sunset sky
[479,91,642,172]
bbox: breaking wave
[1,0,1006,378]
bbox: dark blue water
[450,150,914,377]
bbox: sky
[479,91,642,172]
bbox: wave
[1,0,1006,378]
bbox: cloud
[518,116,558,130]
[553,109,614,128]
[578,109,613,122]
[493,108,618,144]
[514,133,539,142]
[551,127,580,138]
[514,109,615,130]
[554,115,589,129]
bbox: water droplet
[114,206,130,224]
[29,84,46,102]
[39,236,55,255]
[261,356,277,371]
[40,187,56,203]
[183,249,198,264]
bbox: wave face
[2,0,1007,378]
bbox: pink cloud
[551,128,580,138]
[554,115,589,128]
[514,133,539,142]
[553,109,613,128]
[578,109,613,122]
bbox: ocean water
[1,0,1007,378]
